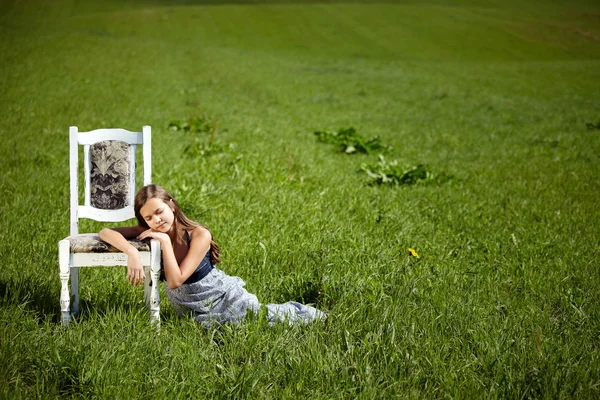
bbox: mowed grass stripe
[4,1,598,62]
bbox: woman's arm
[98,226,147,286]
[99,226,146,243]
[137,226,212,290]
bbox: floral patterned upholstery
[67,234,149,253]
[90,141,130,210]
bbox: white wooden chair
[58,126,161,326]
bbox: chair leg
[59,240,71,326]
[70,267,80,317]
[149,239,161,328]
[144,264,151,310]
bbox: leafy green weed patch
[169,115,217,135]
[314,127,392,154]
[360,155,451,186]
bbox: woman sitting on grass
[99,184,325,328]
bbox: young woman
[98,184,325,327]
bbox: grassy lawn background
[1,0,599,397]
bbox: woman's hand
[126,248,145,286]
[136,229,171,245]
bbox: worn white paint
[72,252,151,266]
[69,127,79,237]
[77,206,135,222]
[149,240,161,328]
[60,126,160,326]
[143,126,151,185]
[83,144,91,206]
[129,144,136,206]
[59,240,71,325]
[76,129,144,145]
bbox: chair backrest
[69,126,151,236]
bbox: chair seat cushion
[65,234,150,253]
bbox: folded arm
[98,226,147,286]
[137,226,212,290]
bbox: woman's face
[139,197,175,233]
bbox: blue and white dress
[163,232,326,328]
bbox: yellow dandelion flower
[408,248,420,258]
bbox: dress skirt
[165,268,326,328]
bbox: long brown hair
[134,184,221,264]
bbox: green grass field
[1,0,600,397]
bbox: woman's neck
[167,225,179,245]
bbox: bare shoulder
[190,225,212,242]
[188,226,212,255]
